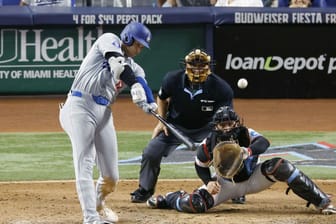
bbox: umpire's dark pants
[139,125,210,192]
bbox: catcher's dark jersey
[158,69,233,129]
[196,126,270,183]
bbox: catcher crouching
[146,106,336,215]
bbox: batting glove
[131,83,147,104]
[149,102,158,112]
[136,102,152,114]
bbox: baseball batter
[131,49,234,203]
[147,106,336,215]
[59,22,157,224]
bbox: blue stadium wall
[0,6,336,98]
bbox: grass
[0,131,335,181]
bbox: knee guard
[261,157,296,182]
[261,157,330,208]
[166,189,214,213]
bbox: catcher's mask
[212,106,240,131]
[212,141,244,180]
[183,49,212,83]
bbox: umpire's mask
[184,49,212,83]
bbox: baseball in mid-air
[237,78,248,89]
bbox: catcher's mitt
[212,141,244,180]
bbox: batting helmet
[183,49,213,83]
[120,22,151,48]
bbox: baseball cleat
[130,188,153,203]
[83,221,105,224]
[97,206,119,223]
[321,204,336,215]
[231,195,246,204]
[147,196,158,208]
[146,195,167,209]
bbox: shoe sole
[322,210,336,215]
[146,199,157,208]
[131,195,150,203]
[131,197,147,203]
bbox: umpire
[131,48,234,203]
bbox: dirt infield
[0,180,335,224]
[0,96,335,224]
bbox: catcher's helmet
[183,49,212,83]
[212,106,239,125]
[120,22,151,48]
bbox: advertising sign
[214,25,336,98]
[0,25,204,94]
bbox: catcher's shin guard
[166,189,214,213]
[147,195,168,209]
[287,170,331,209]
[261,158,331,209]
[165,190,186,210]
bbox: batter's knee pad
[168,189,214,213]
[261,157,296,182]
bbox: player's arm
[195,158,213,185]
[249,135,270,156]
[157,96,169,119]
[105,52,137,87]
[105,52,154,112]
[153,78,172,137]
[135,76,155,104]
[195,138,214,185]
[152,96,169,138]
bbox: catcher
[146,106,336,215]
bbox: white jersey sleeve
[97,33,123,57]
[70,33,124,103]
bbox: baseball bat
[149,110,196,151]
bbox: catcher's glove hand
[212,141,244,180]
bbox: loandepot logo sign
[225,54,336,74]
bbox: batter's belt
[70,90,110,106]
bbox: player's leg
[231,155,259,204]
[261,157,336,214]
[94,109,119,223]
[147,162,274,212]
[60,98,101,223]
[131,132,179,203]
[210,167,274,207]
[147,162,274,213]
[147,188,214,213]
